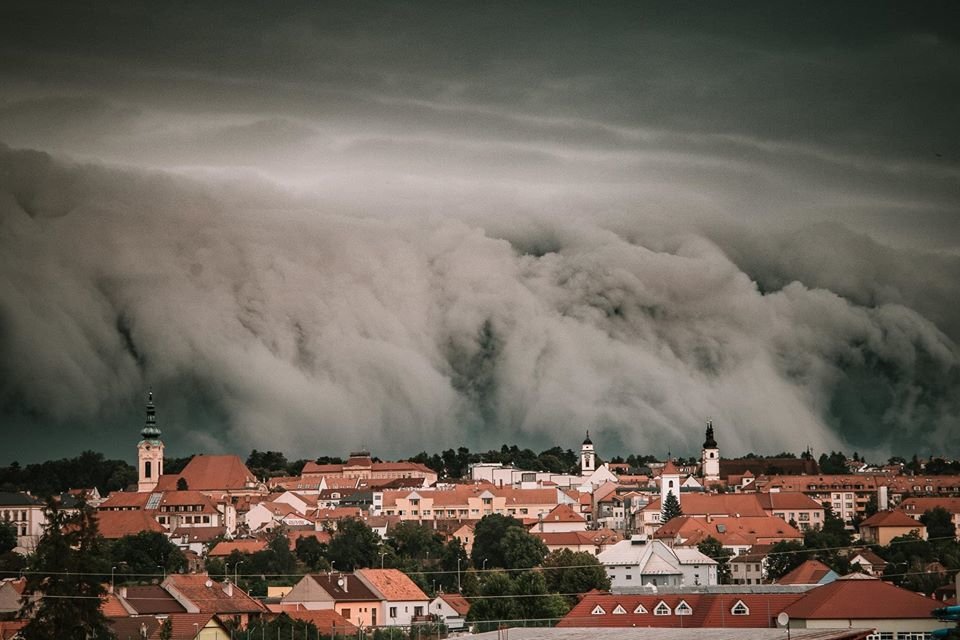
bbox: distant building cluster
[2,392,959,639]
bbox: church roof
[156,455,256,491]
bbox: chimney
[120,586,128,599]
[223,580,233,597]
[343,575,348,592]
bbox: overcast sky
[1,1,958,465]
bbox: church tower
[580,431,596,474]
[701,419,720,483]
[137,390,164,493]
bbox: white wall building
[597,536,717,590]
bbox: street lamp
[235,560,244,585]
[379,552,387,569]
[157,564,166,580]
[224,562,231,581]
[456,557,461,592]
[482,558,488,571]
[111,566,117,593]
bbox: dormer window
[654,601,670,616]
[674,600,692,616]
[633,604,648,614]
[591,605,606,615]
[731,600,749,616]
[612,605,626,615]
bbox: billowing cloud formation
[1,2,959,462]
[1,145,957,463]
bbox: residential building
[430,593,470,630]
[653,515,802,556]
[532,530,623,556]
[301,451,437,488]
[782,574,944,637]
[557,590,807,629]
[775,560,838,586]
[108,613,230,640]
[161,575,267,628]
[753,475,881,524]
[638,493,769,536]
[898,496,960,538]
[729,546,772,585]
[379,485,571,522]
[356,569,430,626]
[848,550,888,577]
[859,510,927,546]
[281,572,383,628]
[597,536,717,588]
[0,492,45,553]
[530,504,588,533]
[755,492,825,530]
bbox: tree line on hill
[3,446,959,498]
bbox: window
[731,600,749,616]
[654,601,670,616]
[389,607,397,618]
[414,606,423,616]
[612,605,626,615]
[625,574,632,580]
[341,608,351,620]
[633,604,647,614]
[674,600,692,616]
[144,461,152,478]
[591,605,606,615]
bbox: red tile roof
[756,492,825,511]
[861,510,927,528]
[109,613,222,640]
[163,575,267,614]
[356,569,429,602]
[776,560,835,585]
[119,585,187,614]
[0,621,27,640]
[99,492,151,510]
[95,510,165,539]
[541,504,587,523]
[558,591,805,628]
[437,593,471,616]
[300,573,380,602]
[101,592,130,617]
[159,455,257,491]
[643,494,768,517]
[654,515,802,547]
[785,575,940,619]
[271,607,358,634]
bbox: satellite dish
[777,612,790,627]
[337,578,345,587]
[204,579,213,588]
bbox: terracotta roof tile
[437,593,471,616]
[559,592,805,628]
[163,575,267,614]
[356,569,429,602]
[272,608,358,634]
[776,560,834,585]
[785,575,940,619]
[120,585,188,614]
[161,455,257,491]
[95,510,165,539]
[861,510,927,528]
[208,539,269,557]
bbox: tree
[697,536,732,584]
[466,572,520,632]
[502,527,548,570]
[110,531,187,583]
[541,549,610,603]
[471,514,523,569]
[175,477,189,491]
[921,507,957,541]
[765,540,808,580]
[327,519,381,570]
[388,521,444,562]
[661,491,682,523]
[20,499,113,640]
[437,538,469,593]
[295,535,328,571]
[0,521,15,554]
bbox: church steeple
[141,390,161,442]
[137,389,164,493]
[700,419,720,483]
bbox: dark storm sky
[1,1,959,464]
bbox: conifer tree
[661,490,683,523]
[21,499,113,640]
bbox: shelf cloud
[1,1,958,462]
